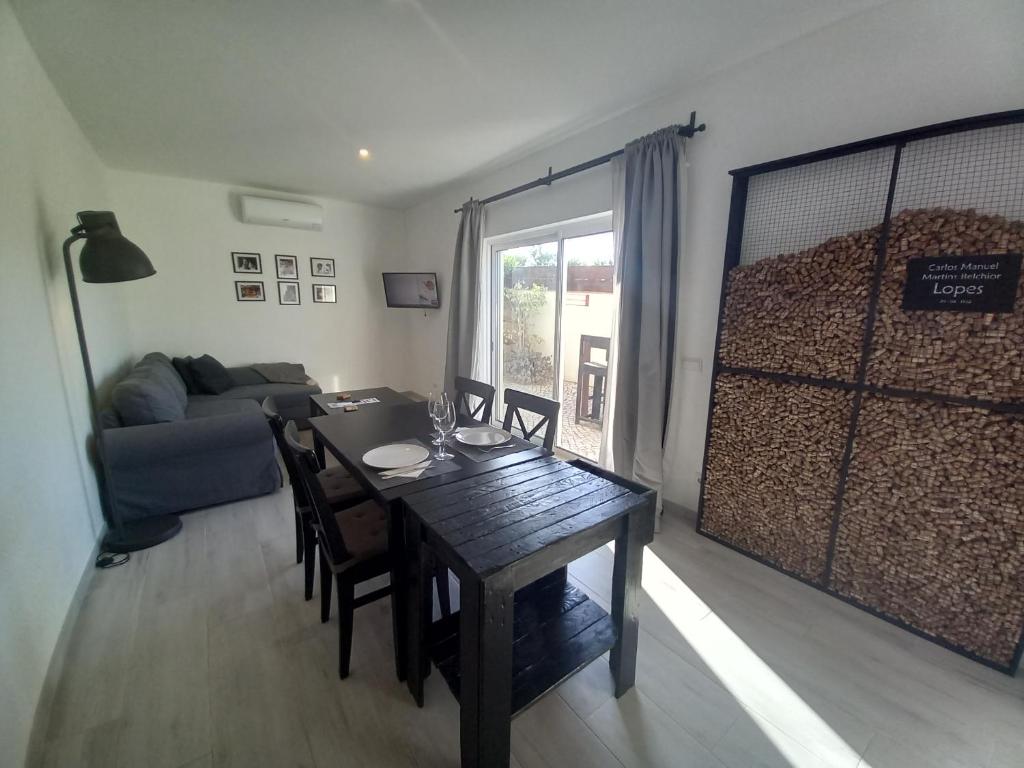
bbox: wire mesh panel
[833,396,1024,669]
[868,208,1024,401]
[869,125,1024,402]
[701,375,854,583]
[891,123,1024,220]
[720,226,878,379]
[739,147,895,266]
[724,147,895,378]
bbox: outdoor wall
[399,0,1024,510]
[501,290,613,387]
[0,2,132,765]
[108,170,410,393]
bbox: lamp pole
[62,228,120,539]
[63,213,181,554]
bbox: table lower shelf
[427,576,617,716]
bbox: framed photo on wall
[310,257,335,278]
[275,254,299,279]
[235,281,265,301]
[312,284,336,303]
[232,252,262,273]
[278,281,300,305]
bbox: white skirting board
[24,536,101,768]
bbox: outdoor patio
[508,379,603,460]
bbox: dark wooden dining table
[308,387,548,679]
[402,457,655,768]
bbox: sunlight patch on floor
[638,548,871,768]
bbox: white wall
[400,0,1024,510]
[0,2,133,765]
[108,171,410,393]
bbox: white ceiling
[13,0,888,207]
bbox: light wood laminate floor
[35,480,1023,767]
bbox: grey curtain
[444,201,485,395]
[608,127,684,498]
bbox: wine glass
[427,391,443,445]
[434,401,456,461]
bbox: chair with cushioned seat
[262,397,368,601]
[283,420,392,679]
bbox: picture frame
[277,281,300,305]
[310,257,335,279]
[275,254,299,279]
[312,284,336,303]
[232,252,262,274]
[235,281,265,302]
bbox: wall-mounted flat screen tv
[383,272,440,308]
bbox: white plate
[456,426,512,447]
[362,443,430,470]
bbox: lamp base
[102,514,182,553]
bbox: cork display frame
[697,111,1024,673]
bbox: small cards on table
[327,397,380,410]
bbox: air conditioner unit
[240,195,323,231]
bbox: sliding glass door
[490,214,614,459]
[496,239,559,436]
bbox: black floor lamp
[63,211,182,553]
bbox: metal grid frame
[696,110,1024,675]
[739,147,895,266]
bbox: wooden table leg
[460,571,514,768]
[405,516,431,707]
[388,500,408,681]
[610,510,644,697]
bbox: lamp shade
[79,229,156,283]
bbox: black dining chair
[502,388,560,451]
[262,397,367,601]
[283,420,392,679]
[454,376,496,423]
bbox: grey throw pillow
[191,354,234,394]
[141,354,187,408]
[112,369,186,426]
[172,356,201,394]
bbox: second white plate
[362,443,430,470]
[456,426,512,447]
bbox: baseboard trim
[24,534,102,768]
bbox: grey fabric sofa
[100,353,322,519]
[187,364,320,428]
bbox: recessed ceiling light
[358,148,371,159]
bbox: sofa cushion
[250,362,309,384]
[218,382,319,401]
[185,397,264,420]
[172,356,201,394]
[335,501,388,561]
[99,408,122,429]
[226,366,267,387]
[191,354,234,394]
[317,466,366,508]
[139,353,187,409]
[112,367,186,426]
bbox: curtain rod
[454,111,705,214]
